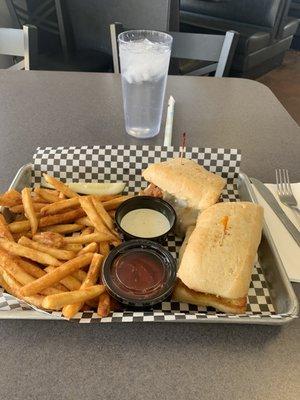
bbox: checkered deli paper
[0,145,282,323]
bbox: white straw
[163,96,175,147]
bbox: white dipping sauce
[120,208,171,238]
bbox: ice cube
[120,38,171,84]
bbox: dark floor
[258,50,300,125]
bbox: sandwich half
[173,201,263,314]
[142,158,225,236]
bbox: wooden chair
[110,22,238,77]
[0,25,37,70]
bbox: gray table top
[0,71,299,188]
[0,70,299,400]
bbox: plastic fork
[276,169,300,217]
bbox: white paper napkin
[252,183,300,282]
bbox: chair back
[110,23,238,77]
[6,0,59,35]
[0,25,37,70]
[5,0,73,56]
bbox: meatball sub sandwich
[142,158,225,236]
[173,202,263,314]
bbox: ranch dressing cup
[118,30,173,139]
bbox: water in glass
[119,31,172,139]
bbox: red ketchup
[111,249,166,299]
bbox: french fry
[7,215,80,235]
[9,220,31,233]
[21,188,39,235]
[45,266,81,291]
[42,224,84,234]
[0,252,36,287]
[72,270,87,282]
[19,252,94,296]
[78,242,98,255]
[36,188,60,195]
[0,176,120,314]
[19,259,67,292]
[0,268,21,295]
[63,232,114,244]
[43,285,105,310]
[99,241,110,257]
[19,259,46,279]
[102,195,133,211]
[40,197,80,216]
[108,210,116,218]
[0,266,19,297]
[0,214,14,241]
[0,267,45,308]
[97,292,111,318]
[94,194,120,202]
[47,267,84,291]
[43,174,79,198]
[81,226,94,235]
[63,243,83,252]
[0,248,62,295]
[31,194,49,204]
[38,208,86,228]
[18,236,76,261]
[75,216,93,227]
[0,189,22,207]
[34,187,60,203]
[32,231,64,248]
[79,196,111,236]
[23,295,45,309]
[111,238,122,247]
[31,191,49,203]
[12,231,32,241]
[58,192,66,199]
[9,203,45,214]
[62,253,103,318]
[91,196,114,230]
[0,237,61,266]
[81,254,102,286]
[1,267,23,295]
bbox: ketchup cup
[102,239,177,308]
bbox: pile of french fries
[0,173,131,319]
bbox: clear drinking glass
[118,30,173,139]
